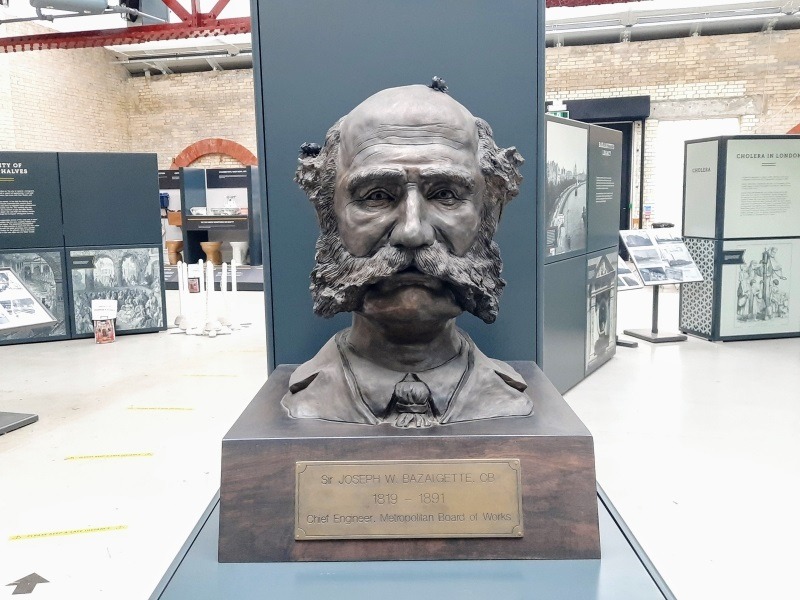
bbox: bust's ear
[295,155,322,197]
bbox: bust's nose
[389,187,435,250]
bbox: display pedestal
[0,412,38,435]
[624,285,687,344]
[219,363,600,562]
[152,487,674,600]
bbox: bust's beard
[309,228,505,324]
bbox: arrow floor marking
[6,573,48,595]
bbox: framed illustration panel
[67,245,166,337]
[545,117,589,261]
[586,250,617,375]
[718,238,800,338]
[0,249,69,345]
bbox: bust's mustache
[310,233,504,323]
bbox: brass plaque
[295,459,522,540]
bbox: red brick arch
[170,138,258,168]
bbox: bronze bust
[282,83,532,427]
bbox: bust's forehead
[339,85,479,162]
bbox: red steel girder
[0,16,250,52]
[207,0,232,20]
[0,0,635,53]
[159,0,191,24]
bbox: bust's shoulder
[441,334,533,424]
[282,330,380,424]
[287,334,342,393]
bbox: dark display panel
[60,153,161,247]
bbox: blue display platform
[151,487,675,600]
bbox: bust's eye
[362,189,394,204]
[429,189,459,204]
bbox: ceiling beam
[0,0,636,53]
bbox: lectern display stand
[620,229,702,343]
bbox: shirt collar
[337,330,470,419]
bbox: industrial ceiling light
[29,0,107,14]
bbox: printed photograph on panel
[70,247,164,335]
[617,256,643,290]
[639,266,668,283]
[0,251,66,342]
[586,251,617,373]
[620,231,654,248]
[545,120,588,257]
[628,247,663,268]
[732,243,791,329]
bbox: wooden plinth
[219,362,600,562]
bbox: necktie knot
[388,373,436,428]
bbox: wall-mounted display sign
[0,152,64,250]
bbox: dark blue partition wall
[542,255,587,394]
[59,153,161,247]
[253,0,545,370]
[541,119,622,393]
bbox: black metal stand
[0,412,38,435]
[623,285,687,344]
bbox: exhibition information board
[680,135,799,341]
[0,153,64,250]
